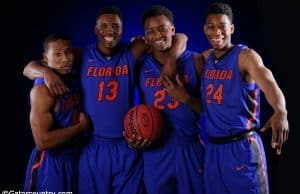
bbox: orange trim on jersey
[246,89,259,130]
[248,136,269,191]
[28,150,45,191]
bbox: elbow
[177,33,188,48]
[23,65,35,80]
[35,141,47,151]
[35,140,46,151]
[35,144,45,151]
[182,33,188,43]
[35,135,52,151]
[182,35,188,50]
[23,66,29,77]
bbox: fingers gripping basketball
[124,104,163,142]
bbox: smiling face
[204,13,234,51]
[144,15,175,52]
[95,13,122,53]
[44,39,74,75]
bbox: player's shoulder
[177,50,194,62]
[201,49,213,62]
[138,54,155,70]
[239,47,260,60]
[193,51,203,61]
[31,84,51,97]
[192,52,205,76]
[30,83,54,104]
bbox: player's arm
[162,53,204,114]
[30,85,90,151]
[23,60,48,80]
[130,33,187,75]
[123,93,151,149]
[23,60,69,96]
[130,36,150,60]
[161,33,188,78]
[167,33,188,58]
[239,48,289,155]
[201,49,212,62]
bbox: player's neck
[97,43,120,57]
[213,43,234,59]
[152,50,169,66]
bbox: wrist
[182,93,192,105]
[274,108,288,116]
[42,67,51,78]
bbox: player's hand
[44,68,69,96]
[130,35,145,43]
[260,110,289,155]
[78,112,91,131]
[170,33,187,59]
[123,131,151,149]
[162,75,190,104]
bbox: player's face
[144,15,175,52]
[95,14,122,49]
[204,14,234,51]
[44,39,74,75]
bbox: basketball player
[137,5,205,194]
[24,33,90,192]
[23,6,187,194]
[163,3,289,194]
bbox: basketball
[124,104,163,142]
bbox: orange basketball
[124,104,163,142]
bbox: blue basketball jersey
[201,44,260,137]
[34,76,82,151]
[139,50,201,138]
[78,43,144,194]
[140,50,205,194]
[81,43,136,138]
[24,76,82,192]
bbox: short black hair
[206,2,233,23]
[43,32,71,51]
[96,6,123,23]
[142,5,174,25]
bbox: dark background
[2,0,299,193]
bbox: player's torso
[81,43,136,138]
[34,77,81,127]
[201,44,260,137]
[34,77,82,152]
[139,50,201,137]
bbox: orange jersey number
[206,83,223,104]
[154,90,179,110]
[97,80,119,101]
